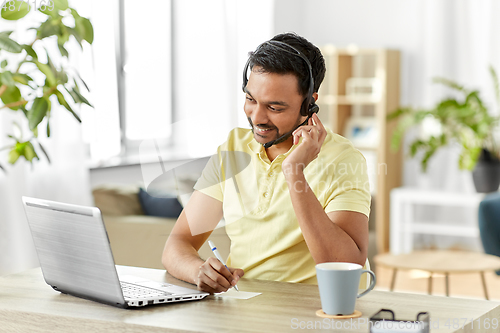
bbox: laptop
[22,196,209,308]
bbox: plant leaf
[12,73,33,85]
[74,16,93,44]
[387,107,412,121]
[433,77,466,92]
[23,142,38,162]
[36,140,51,163]
[0,70,15,86]
[1,1,30,20]
[39,0,68,16]
[37,18,62,39]
[0,33,23,53]
[1,59,7,68]
[75,71,90,92]
[8,147,21,164]
[23,44,38,60]
[70,8,80,18]
[28,97,49,130]
[65,85,92,107]
[57,42,68,57]
[0,85,21,110]
[33,60,57,86]
[55,89,81,122]
[52,0,68,11]
[66,27,83,49]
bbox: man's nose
[251,103,268,125]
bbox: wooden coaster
[316,309,362,319]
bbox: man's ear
[312,92,318,102]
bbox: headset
[242,40,320,148]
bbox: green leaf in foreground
[28,97,49,130]
[0,85,22,110]
[1,1,30,21]
[0,33,23,53]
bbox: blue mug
[316,262,376,315]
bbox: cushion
[138,188,183,218]
[92,185,144,216]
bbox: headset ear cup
[309,103,319,115]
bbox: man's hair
[248,32,326,97]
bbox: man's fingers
[312,113,323,129]
[302,128,312,141]
[198,279,223,294]
[197,258,232,292]
[228,267,245,284]
[205,266,232,289]
[229,267,244,277]
[207,257,235,284]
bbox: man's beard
[247,113,305,147]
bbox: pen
[208,240,239,291]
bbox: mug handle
[357,269,376,298]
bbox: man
[162,33,371,294]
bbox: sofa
[92,184,231,270]
[93,184,377,274]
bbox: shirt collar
[247,138,262,155]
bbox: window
[84,0,274,166]
[117,0,172,155]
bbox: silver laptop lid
[22,196,126,307]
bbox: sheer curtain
[405,0,500,250]
[0,101,92,277]
[407,0,500,192]
[0,3,93,276]
[171,0,275,157]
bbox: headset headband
[242,40,319,117]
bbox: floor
[374,266,500,301]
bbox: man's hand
[196,257,244,294]
[282,113,327,177]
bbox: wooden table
[375,250,500,299]
[0,266,499,332]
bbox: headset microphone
[262,116,311,149]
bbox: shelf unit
[390,188,484,254]
[317,45,402,254]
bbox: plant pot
[472,149,500,193]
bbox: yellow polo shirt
[193,127,371,284]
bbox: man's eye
[246,96,254,102]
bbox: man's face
[244,67,307,147]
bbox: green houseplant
[388,66,500,192]
[0,0,93,172]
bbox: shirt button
[269,172,274,177]
[263,192,269,198]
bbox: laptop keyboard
[120,281,173,299]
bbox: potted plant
[388,66,500,193]
[0,0,93,172]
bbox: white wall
[275,0,423,108]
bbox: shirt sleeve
[193,152,224,202]
[324,149,371,217]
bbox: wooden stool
[374,250,500,300]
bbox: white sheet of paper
[214,289,261,299]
